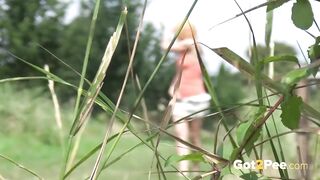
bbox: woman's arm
[161,38,194,52]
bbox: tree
[0,0,65,77]
[58,0,170,109]
[0,0,170,110]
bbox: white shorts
[172,93,211,119]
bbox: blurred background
[0,0,319,179]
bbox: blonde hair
[174,22,197,40]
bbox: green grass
[1,0,320,179]
[0,120,215,180]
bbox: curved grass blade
[207,47,287,92]
[36,43,82,78]
[165,153,206,167]
[130,0,199,117]
[236,107,266,156]
[244,128,320,153]
[88,4,151,178]
[233,0,263,107]
[264,89,289,178]
[62,0,104,174]
[72,0,102,127]
[230,96,284,162]
[87,1,200,178]
[261,55,300,67]
[62,5,127,180]
[209,0,290,30]
[63,131,129,178]
[6,51,73,87]
[69,8,127,136]
[192,37,238,152]
[150,49,187,180]
[159,128,229,166]
[205,46,320,122]
[0,154,43,180]
[264,124,288,179]
[0,76,48,83]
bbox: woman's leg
[190,118,202,172]
[173,116,190,174]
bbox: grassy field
[0,118,215,180]
[0,83,319,179]
[0,83,214,179]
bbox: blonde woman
[162,22,211,175]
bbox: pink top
[167,39,206,99]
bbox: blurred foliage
[0,83,65,144]
[214,65,246,108]
[247,42,297,80]
[202,65,246,129]
[0,0,171,110]
[0,0,65,77]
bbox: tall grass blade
[0,77,48,83]
[63,5,127,180]
[62,0,104,173]
[90,8,130,179]
[44,65,63,130]
[210,47,320,122]
[63,131,129,178]
[151,54,185,178]
[130,0,199,117]
[90,1,200,179]
[159,128,229,166]
[37,44,82,77]
[0,154,43,180]
[208,0,290,30]
[192,39,238,152]
[69,8,127,135]
[265,124,288,178]
[44,65,65,155]
[94,0,146,168]
[72,0,102,126]
[233,0,263,106]
[263,6,289,178]
[230,96,284,162]
[264,90,289,178]
[246,128,320,151]
[6,51,73,87]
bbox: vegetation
[0,0,320,180]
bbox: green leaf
[308,37,320,76]
[164,153,206,167]
[291,0,314,30]
[236,107,266,155]
[231,107,266,161]
[267,0,289,12]
[219,141,235,159]
[240,172,259,180]
[281,95,303,130]
[281,68,311,87]
[308,45,320,61]
[240,171,271,180]
[261,55,299,66]
[211,47,287,93]
[210,47,320,122]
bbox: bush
[0,83,64,144]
